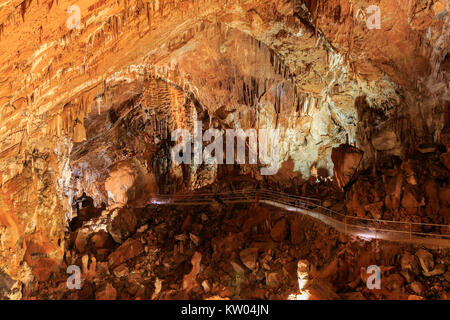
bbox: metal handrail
[147,188,450,245]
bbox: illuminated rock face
[0,0,448,293]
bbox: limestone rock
[290,217,305,244]
[401,191,421,208]
[401,252,421,276]
[364,202,384,220]
[108,208,138,244]
[239,248,259,270]
[96,283,117,300]
[415,249,435,274]
[371,130,400,152]
[270,218,288,242]
[265,272,281,288]
[331,144,363,190]
[440,151,450,171]
[423,264,446,277]
[304,279,340,300]
[410,281,424,295]
[340,292,366,300]
[182,252,202,292]
[108,239,143,268]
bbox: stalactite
[20,0,33,22]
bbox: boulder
[409,281,424,295]
[415,249,435,273]
[270,218,288,242]
[266,272,281,288]
[239,248,259,270]
[364,202,384,220]
[0,271,16,300]
[230,261,246,275]
[424,179,440,216]
[401,190,421,208]
[440,151,450,171]
[331,144,363,190]
[108,238,144,268]
[304,279,340,300]
[182,252,202,292]
[340,292,366,300]
[290,217,305,244]
[95,283,117,300]
[371,130,400,152]
[408,295,425,300]
[423,264,445,277]
[107,207,138,243]
[444,270,450,282]
[104,161,136,206]
[400,252,421,276]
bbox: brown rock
[331,144,363,190]
[181,215,193,232]
[364,202,384,220]
[440,151,450,171]
[108,238,143,268]
[423,264,445,277]
[444,270,450,282]
[415,249,435,273]
[424,179,440,216]
[113,264,129,278]
[401,190,421,208]
[372,130,400,152]
[409,281,424,295]
[439,186,450,206]
[408,295,425,300]
[266,272,281,288]
[283,261,298,281]
[90,230,112,250]
[304,279,340,300]
[290,217,305,244]
[108,208,138,243]
[182,252,202,292]
[400,270,416,283]
[23,238,61,282]
[340,292,366,300]
[74,230,89,253]
[270,218,288,242]
[239,248,259,270]
[230,261,246,275]
[96,283,117,300]
[400,252,421,276]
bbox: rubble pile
[344,145,450,227]
[21,182,449,300]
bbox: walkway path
[148,188,450,248]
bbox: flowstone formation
[0,0,449,299]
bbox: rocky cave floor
[21,178,450,300]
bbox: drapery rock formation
[0,0,449,299]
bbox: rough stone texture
[415,249,435,273]
[401,252,421,276]
[0,0,448,295]
[331,144,363,190]
[304,279,340,300]
[240,248,259,271]
[108,238,143,268]
[270,218,288,242]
